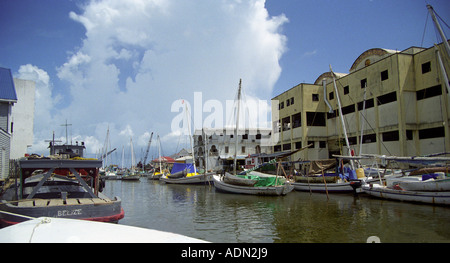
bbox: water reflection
[102,180,450,243]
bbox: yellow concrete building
[272,41,450,161]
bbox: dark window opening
[377,91,397,105]
[381,70,389,81]
[422,61,431,74]
[343,85,349,94]
[357,98,374,111]
[295,141,302,149]
[382,130,399,142]
[327,110,339,119]
[419,127,445,139]
[406,130,413,140]
[292,113,301,128]
[274,145,282,152]
[283,143,291,151]
[416,85,443,100]
[362,133,377,144]
[341,104,355,115]
[312,94,319,101]
[348,136,357,145]
[319,141,326,148]
[361,78,367,89]
[329,91,334,100]
[306,112,326,126]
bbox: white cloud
[19,0,288,158]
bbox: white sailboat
[122,137,140,181]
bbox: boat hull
[121,175,140,181]
[362,184,450,205]
[292,181,356,193]
[212,175,294,196]
[160,173,213,185]
[0,196,124,227]
[398,178,450,192]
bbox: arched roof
[349,48,399,72]
[314,72,347,85]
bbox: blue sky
[0,0,449,160]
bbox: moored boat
[0,157,124,227]
[212,173,294,196]
[160,163,213,184]
[0,138,124,227]
[361,183,450,205]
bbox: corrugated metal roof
[0,67,18,102]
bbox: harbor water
[103,179,450,243]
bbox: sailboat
[212,79,294,196]
[121,137,140,181]
[160,102,213,184]
[150,135,168,180]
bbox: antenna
[61,119,72,145]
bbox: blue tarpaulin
[171,163,195,174]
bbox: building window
[362,133,377,144]
[319,141,326,148]
[256,133,261,139]
[283,143,291,151]
[282,116,291,131]
[327,110,338,119]
[422,61,431,74]
[290,97,294,105]
[279,101,284,109]
[329,91,334,100]
[306,112,326,126]
[348,136,357,145]
[292,113,301,128]
[242,134,248,139]
[312,94,319,101]
[406,130,413,140]
[416,85,443,100]
[295,141,302,149]
[274,145,282,152]
[361,78,367,89]
[419,127,445,139]
[341,104,355,115]
[382,130,399,141]
[225,146,229,153]
[241,146,246,153]
[286,99,290,106]
[381,70,389,81]
[343,86,349,94]
[357,98,374,111]
[377,91,397,105]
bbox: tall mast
[427,5,450,58]
[184,101,197,174]
[233,79,242,175]
[330,65,354,169]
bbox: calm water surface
[102,179,450,243]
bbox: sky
[1,0,449,164]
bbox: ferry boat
[0,140,124,227]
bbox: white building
[193,127,272,171]
[10,78,35,159]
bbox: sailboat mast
[427,5,450,58]
[330,65,354,169]
[184,101,197,174]
[233,79,242,175]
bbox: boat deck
[12,198,112,207]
